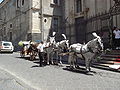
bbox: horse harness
[78,45,99,60]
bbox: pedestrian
[37,41,45,67]
[113,27,120,49]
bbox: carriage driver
[37,41,45,67]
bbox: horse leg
[73,55,77,69]
[73,53,79,69]
[55,52,59,65]
[47,53,50,65]
[87,54,97,71]
[68,52,75,69]
[88,59,93,71]
[29,52,33,61]
[50,52,54,65]
[68,53,72,68]
[85,59,90,72]
[43,53,47,65]
[74,59,78,69]
[52,52,54,64]
[59,55,62,65]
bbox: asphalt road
[0,66,35,90]
[0,52,120,90]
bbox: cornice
[0,0,10,8]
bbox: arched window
[53,17,59,32]
[10,24,13,29]
[22,0,24,6]
[9,32,12,41]
[76,0,82,13]
[17,0,19,8]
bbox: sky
[0,0,3,3]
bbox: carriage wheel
[30,52,35,61]
[20,51,25,57]
[30,55,33,61]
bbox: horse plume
[53,32,56,36]
[92,32,99,38]
[62,34,67,40]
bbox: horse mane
[56,40,66,48]
[86,38,98,47]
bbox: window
[3,43,11,46]
[53,0,59,5]
[76,0,82,13]
[9,32,12,41]
[53,18,59,31]
[10,24,12,29]
[22,0,24,6]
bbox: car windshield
[3,43,11,46]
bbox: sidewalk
[0,53,120,90]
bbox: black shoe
[39,65,42,67]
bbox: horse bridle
[88,40,103,54]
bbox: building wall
[31,0,63,41]
[0,0,63,50]
[85,0,120,49]
[0,0,31,45]
[1,0,119,49]
[64,0,120,48]
[64,0,76,44]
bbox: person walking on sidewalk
[113,27,120,49]
[37,41,45,67]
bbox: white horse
[53,34,69,65]
[68,33,103,72]
[44,33,69,65]
[44,32,56,65]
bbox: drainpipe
[40,0,44,41]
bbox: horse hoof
[51,62,54,65]
[75,65,80,69]
[47,62,49,64]
[70,67,73,70]
[89,68,91,71]
[86,69,89,72]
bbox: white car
[0,41,14,53]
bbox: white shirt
[113,30,120,39]
[37,43,45,52]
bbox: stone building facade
[0,0,31,44]
[1,0,120,50]
[0,0,63,50]
[64,0,120,48]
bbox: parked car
[0,41,14,53]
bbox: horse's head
[49,32,56,45]
[64,40,69,50]
[58,40,69,52]
[92,33,104,53]
[49,37,55,44]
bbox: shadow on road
[31,65,40,68]
[63,66,96,76]
[15,56,39,61]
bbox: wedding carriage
[18,41,38,60]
